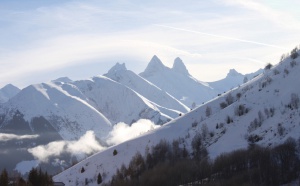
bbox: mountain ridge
[104,62,189,115]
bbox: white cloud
[0,133,39,141]
[28,141,65,162]
[67,131,105,158]
[154,24,286,49]
[221,0,300,30]
[1,1,300,86]
[106,119,160,146]
[28,131,105,162]
[28,121,160,162]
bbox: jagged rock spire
[172,57,189,75]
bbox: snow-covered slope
[54,51,300,185]
[1,77,172,140]
[140,56,215,107]
[104,62,189,115]
[68,76,172,124]
[1,82,112,140]
[0,82,113,173]
[0,84,20,103]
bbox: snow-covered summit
[1,84,20,91]
[52,77,73,83]
[140,55,166,77]
[140,56,215,107]
[106,62,127,75]
[226,69,243,77]
[0,84,20,103]
[104,62,189,115]
[209,68,262,93]
[172,57,189,75]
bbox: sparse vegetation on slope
[107,137,300,186]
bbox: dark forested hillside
[107,136,300,186]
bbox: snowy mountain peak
[52,77,73,83]
[0,84,20,103]
[150,55,162,63]
[140,55,166,77]
[226,69,243,77]
[172,57,189,75]
[149,55,164,69]
[1,83,20,92]
[107,62,127,75]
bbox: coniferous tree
[264,63,273,70]
[109,136,300,186]
[0,169,8,186]
[28,168,39,186]
[27,167,53,186]
[291,47,299,59]
[97,173,103,184]
[17,177,27,186]
[113,149,118,156]
[182,145,188,158]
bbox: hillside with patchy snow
[54,51,300,185]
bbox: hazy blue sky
[1,0,300,88]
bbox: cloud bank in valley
[106,119,161,146]
[28,131,105,162]
[28,119,160,162]
[0,133,39,141]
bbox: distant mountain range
[0,55,261,175]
